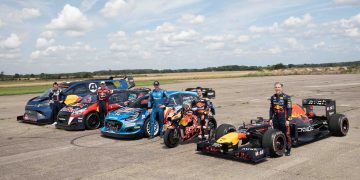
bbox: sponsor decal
[89,83,98,93]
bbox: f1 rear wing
[302,98,336,118]
[185,88,215,99]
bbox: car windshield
[80,94,97,104]
[39,87,67,98]
[110,91,148,104]
[129,95,149,108]
[109,92,129,104]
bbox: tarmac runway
[0,74,359,180]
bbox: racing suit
[97,87,113,125]
[269,93,292,151]
[49,89,65,122]
[191,97,210,136]
[148,89,168,137]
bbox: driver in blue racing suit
[148,81,168,139]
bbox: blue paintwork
[21,79,129,124]
[100,91,198,138]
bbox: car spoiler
[302,98,336,118]
[114,76,136,90]
[185,88,215,99]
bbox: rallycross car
[17,76,135,124]
[197,98,349,163]
[55,88,149,130]
[101,88,216,138]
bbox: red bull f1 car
[197,98,349,163]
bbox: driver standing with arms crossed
[269,82,292,156]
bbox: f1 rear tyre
[329,114,349,136]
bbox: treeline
[1,61,359,81]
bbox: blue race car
[100,89,216,138]
[101,91,197,138]
[17,77,135,125]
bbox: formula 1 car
[197,98,349,163]
[17,76,135,125]
[55,88,149,130]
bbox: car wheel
[214,124,236,140]
[262,129,286,157]
[84,112,101,130]
[329,114,349,136]
[144,118,159,137]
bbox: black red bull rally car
[197,98,349,163]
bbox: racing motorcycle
[163,106,217,148]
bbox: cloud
[0,19,4,28]
[155,22,177,33]
[46,4,93,36]
[100,0,128,18]
[268,47,282,54]
[108,31,127,40]
[333,0,360,5]
[8,8,41,22]
[1,33,22,49]
[206,42,225,50]
[0,34,22,60]
[249,14,312,33]
[80,0,100,12]
[249,22,280,33]
[179,14,205,24]
[313,41,325,48]
[326,13,360,37]
[36,38,55,49]
[236,35,250,43]
[283,13,312,27]
[31,42,95,60]
[285,37,298,48]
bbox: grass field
[0,66,359,96]
[0,80,178,96]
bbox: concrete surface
[0,74,359,180]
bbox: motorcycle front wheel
[164,128,181,148]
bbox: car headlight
[125,112,140,122]
[73,108,86,115]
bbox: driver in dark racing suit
[269,82,292,156]
[49,82,65,124]
[97,81,113,126]
[191,87,210,139]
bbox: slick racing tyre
[214,124,236,140]
[329,114,349,136]
[84,112,101,130]
[164,128,180,148]
[262,129,286,157]
[144,118,159,137]
[207,117,217,140]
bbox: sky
[0,0,360,74]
